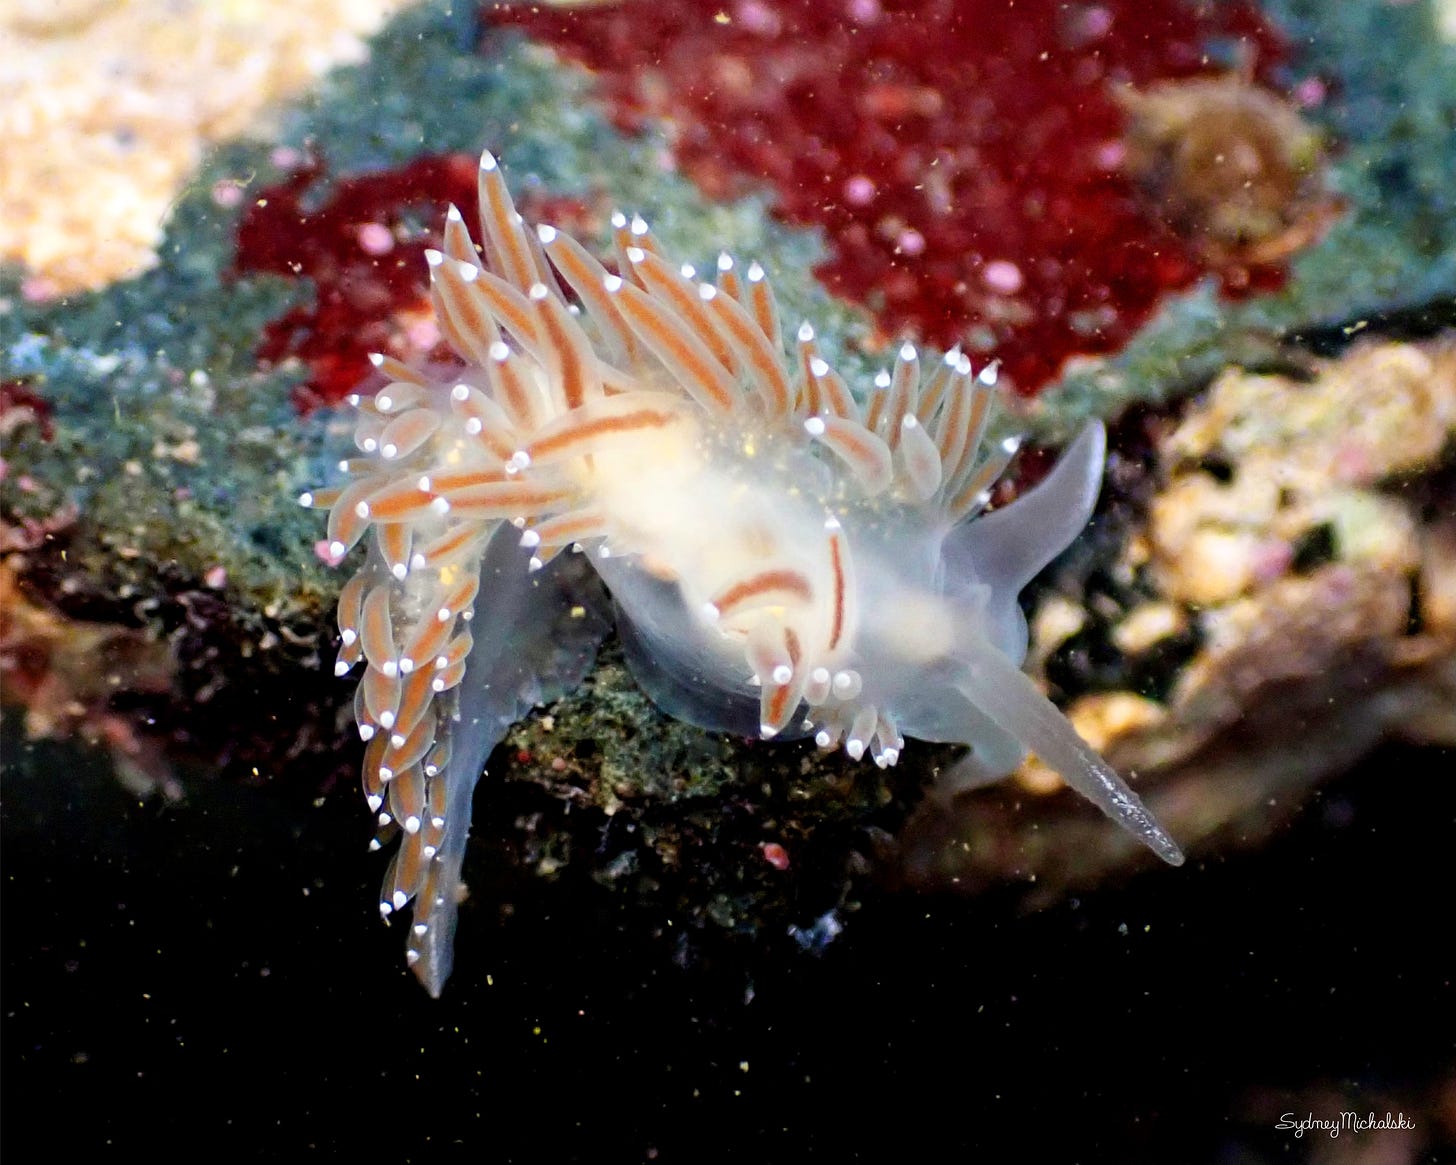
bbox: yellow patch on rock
[0,0,414,295]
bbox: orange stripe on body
[945,385,993,488]
[478,158,541,292]
[528,407,679,462]
[473,270,544,354]
[758,625,805,737]
[448,386,518,462]
[370,355,424,386]
[363,480,434,524]
[401,609,454,674]
[361,663,402,727]
[301,485,343,510]
[884,348,919,448]
[386,717,435,774]
[534,291,601,411]
[327,476,385,556]
[423,734,452,781]
[611,280,738,414]
[712,569,814,617]
[746,267,783,353]
[798,372,822,417]
[385,826,427,908]
[529,508,608,549]
[435,264,502,366]
[442,207,479,265]
[448,481,576,519]
[485,350,548,434]
[810,416,893,495]
[379,409,443,461]
[814,364,857,420]
[795,330,859,422]
[934,379,975,476]
[430,270,484,366]
[359,587,396,671]
[434,628,473,673]
[375,522,412,574]
[336,572,366,641]
[387,766,427,834]
[864,386,889,435]
[416,523,486,570]
[632,252,738,376]
[914,354,960,426]
[439,572,480,619]
[701,289,793,416]
[431,656,467,693]
[428,468,507,494]
[716,262,744,304]
[540,229,641,365]
[362,734,389,805]
[391,668,439,742]
[764,682,794,729]
[613,219,662,288]
[827,531,847,650]
[946,444,1015,523]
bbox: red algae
[234,153,601,412]
[1,380,54,443]
[235,153,481,411]
[490,0,1291,394]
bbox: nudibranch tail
[308,148,1181,993]
[952,618,1185,866]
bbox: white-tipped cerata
[305,155,1181,998]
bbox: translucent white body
[307,151,1182,996]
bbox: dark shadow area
[3,725,1452,1162]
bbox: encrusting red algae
[239,3,1305,412]
[492,0,1292,392]
[234,153,596,411]
[235,153,480,411]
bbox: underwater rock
[902,339,1456,899]
[0,0,406,297]
[1116,73,1341,289]
[2,0,1454,959]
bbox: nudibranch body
[303,150,1182,996]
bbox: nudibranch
[302,150,1183,996]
